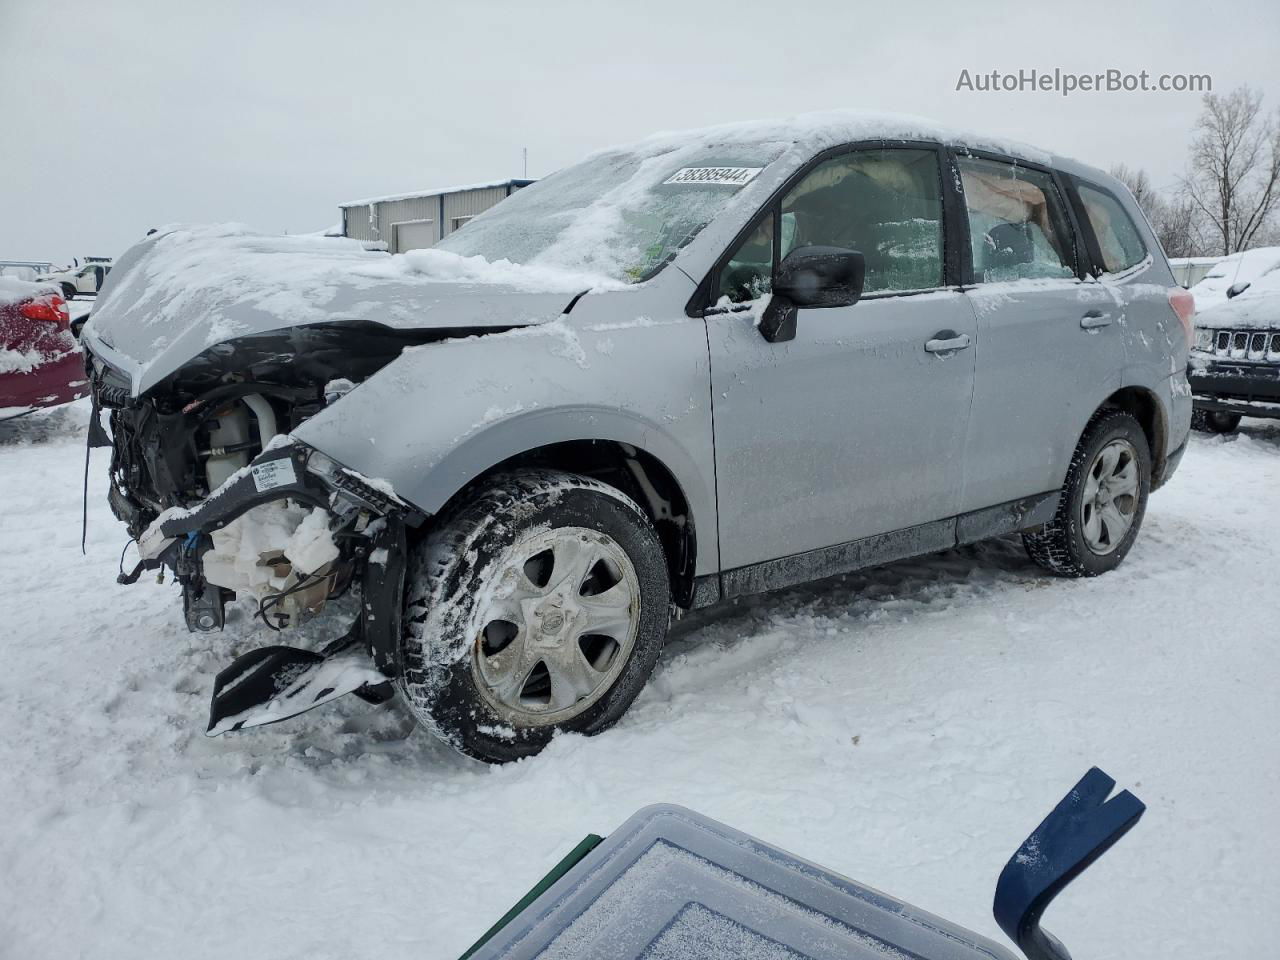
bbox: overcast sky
[3,0,1278,265]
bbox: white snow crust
[0,275,57,307]
[0,403,1276,959]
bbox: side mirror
[759,246,865,343]
[1226,281,1250,300]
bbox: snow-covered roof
[613,109,1057,166]
[339,179,536,208]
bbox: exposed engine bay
[86,321,448,735]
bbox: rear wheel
[400,470,670,763]
[1023,410,1151,578]
[1191,409,1241,434]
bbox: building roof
[339,179,537,209]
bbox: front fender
[293,306,719,574]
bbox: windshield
[436,140,788,284]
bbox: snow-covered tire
[1191,409,1240,434]
[60,283,76,301]
[399,470,670,763]
[1022,409,1151,578]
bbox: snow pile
[0,275,57,307]
[1191,246,1280,313]
[3,416,1278,958]
[355,245,623,293]
[0,345,50,375]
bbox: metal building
[339,179,534,253]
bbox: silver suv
[82,115,1192,763]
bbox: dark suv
[1189,271,1280,432]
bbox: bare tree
[1183,86,1280,255]
[1110,164,1200,258]
[1156,194,1202,259]
[1110,163,1158,210]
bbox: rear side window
[957,156,1077,283]
[1077,182,1148,273]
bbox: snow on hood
[1196,262,1280,330]
[1190,246,1280,315]
[82,224,609,395]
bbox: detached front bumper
[1188,353,1280,420]
[134,440,422,701]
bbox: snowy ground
[1,402,1276,960]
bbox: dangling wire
[256,571,328,632]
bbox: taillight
[1168,288,1195,348]
[18,294,69,330]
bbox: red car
[0,277,89,420]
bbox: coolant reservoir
[205,404,251,490]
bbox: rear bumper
[0,350,89,412]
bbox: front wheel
[400,470,670,763]
[1023,409,1151,578]
[1191,409,1241,434]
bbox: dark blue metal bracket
[993,767,1145,960]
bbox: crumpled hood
[82,225,608,395]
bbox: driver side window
[717,213,774,304]
[717,148,945,303]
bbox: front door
[707,145,977,573]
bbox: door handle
[924,332,972,354]
[1080,310,1113,329]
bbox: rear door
[1068,175,1189,430]
[706,144,978,573]
[954,152,1123,511]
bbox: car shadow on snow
[202,534,1049,778]
[668,534,1042,651]
[0,404,88,445]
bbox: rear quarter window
[1077,182,1148,274]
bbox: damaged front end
[87,323,425,735]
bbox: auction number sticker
[251,458,297,492]
[663,166,763,186]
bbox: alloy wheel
[470,526,640,726]
[1080,438,1140,555]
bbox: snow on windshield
[436,141,789,283]
[435,110,1054,285]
